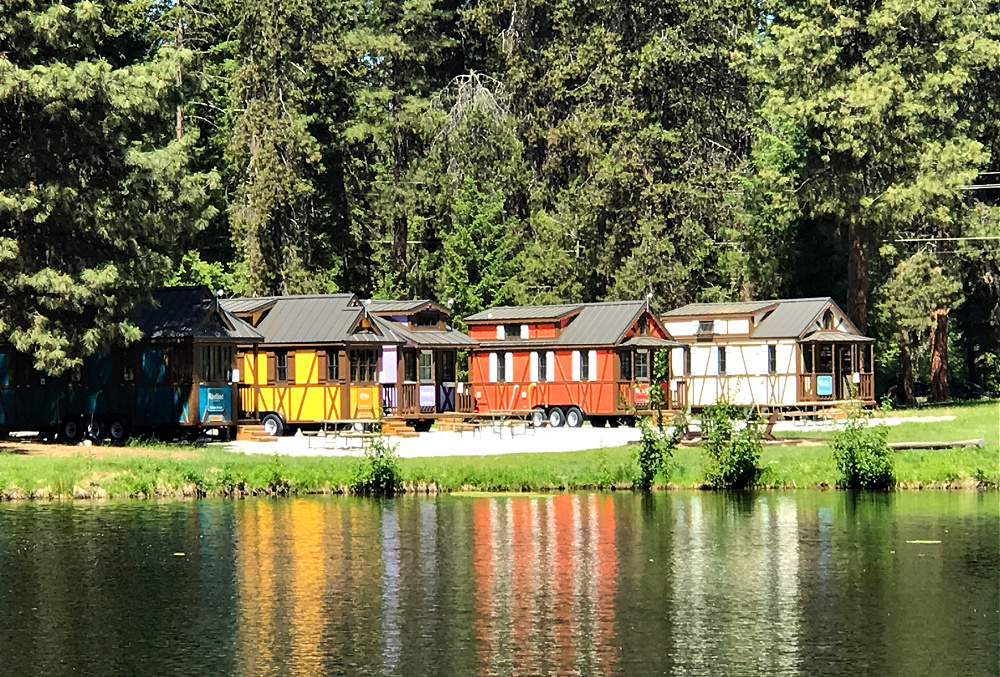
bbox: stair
[435,416,472,432]
[236,424,278,443]
[380,419,421,438]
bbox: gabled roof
[464,304,583,323]
[662,300,779,317]
[139,287,262,341]
[377,318,477,348]
[365,299,451,317]
[220,294,397,345]
[751,298,835,339]
[473,300,677,348]
[663,297,869,341]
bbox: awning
[799,331,874,344]
[620,336,685,349]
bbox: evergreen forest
[2,0,1000,401]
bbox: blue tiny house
[0,287,261,442]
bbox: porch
[381,382,476,417]
[798,337,875,403]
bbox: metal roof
[558,301,647,346]
[365,299,450,316]
[472,300,666,348]
[139,287,262,341]
[800,330,874,343]
[384,321,477,348]
[222,295,397,345]
[750,298,836,339]
[620,335,684,349]
[662,300,779,317]
[464,304,583,322]
[220,296,278,314]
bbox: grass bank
[0,401,995,500]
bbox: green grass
[0,401,995,499]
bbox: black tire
[261,413,285,437]
[608,417,621,428]
[108,418,131,445]
[623,416,637,428]
[61,418,83,443]
[548,407,566,428]
[531,408,547,428]
[591,416,608,428]
[565,406,585,428]
[85,418,105,441]
[412,419,433,433]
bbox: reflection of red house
[465,301,685,427]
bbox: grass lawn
[0,400,995,499]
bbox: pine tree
[0,0,217,373]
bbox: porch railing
[799,372,875,402]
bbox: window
[637,316,649,335]
[803,346,814,373]
[503,324,521,340]
[718,346,727,374]
[698,320,714,334]
[767,345,777,374]
[419,351,433,382]
[440,352,456,382]
[817,345,832,373]
[580,351,590,381]
[404,351,417,382]
[414,313,438,328]
[327,351,340,381]
[634,350,649,381]
[538,351,548,382]
[275,351,288,382]
[684,348,691,376]
[496,352,507,382]
[200,345,233,383]
[350,349,378,383]
[620,351,633,380]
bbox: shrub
[701,402,762,489]
[634,415,680,490]
[832,410,894,490]
[351,434,400,496]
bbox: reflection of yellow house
[222,294,401,435]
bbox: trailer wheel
[261,413,285,437]
[565,407,584,428]
[61,419,83,443]
[531,408,547,428]
[85,418,105,441]
[548,407,566,428]
[608,417,621,428]
[591,416,608,428]
[108,418,130,445]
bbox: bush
[701,402,762,489]
[832,410,894,490]
[351,434,400,496]
[635,415,680,490]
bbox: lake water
[0,492,996,675]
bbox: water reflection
[5,492,980,675]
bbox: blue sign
[816,375,834,397]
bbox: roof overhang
[799,331,874,344]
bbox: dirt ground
[0,437,202,460]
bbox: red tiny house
[466,301,684,427]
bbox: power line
[895,236,1000,243]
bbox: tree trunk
[175,1,183,139]
[846,221,867,333]
[390,125,407,293]
[929,307,949,402]
[898,328,915,406]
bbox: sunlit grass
[0,401,994,498]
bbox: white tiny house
[662,298,875,410]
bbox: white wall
[678,340,801,407]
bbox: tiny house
[222,294,401,435]
[465,301,684,427]
[661,297,875,410]
[0,286,259,442]
[365,299,477,430]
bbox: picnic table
[458,412,533,439]
[305,419,381,449]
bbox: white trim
[530,352,539,382]
[505,352,513,382]
[546,351,555,382]
[571,351,581,381]
[520,324,529,339]
[488,353,498,382]
[496,325,505,340]
[589,350,598,380]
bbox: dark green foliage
[350,435,400,496]
[832,414,895,491]
[701,402,762,489]
[635,416,680,490]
